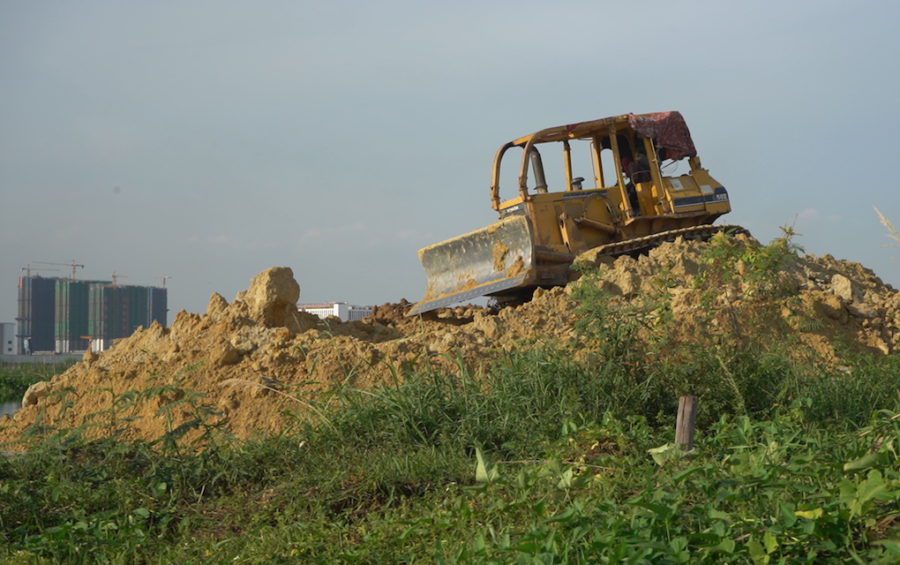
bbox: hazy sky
[2,1,898,323]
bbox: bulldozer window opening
[530,147,548,192]
[494,126,691,207]
[498,146,544,201]
[496,146,520,199]
[568,140,598,190]
[525,140,599,193]
[598,147,619,189]
[613,135,654,186]
[626,143,652,185]
[660,156,690,177]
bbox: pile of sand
[2,235,896,446]
[572,233,898,358]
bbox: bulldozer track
[488,224,751,312]
[591,224,750,258]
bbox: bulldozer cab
[408,112,732,316]
[492,113,723,219]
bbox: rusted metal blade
[408,215,535,316]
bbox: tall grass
[2,343,897,562]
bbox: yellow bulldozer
[409,111,744,316]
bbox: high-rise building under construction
[16,276,167,353]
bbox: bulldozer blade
[408,215,535,316]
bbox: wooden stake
[675,395,698,450]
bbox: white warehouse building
[298,302,373,323]
[0,322,18,355]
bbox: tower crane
[32,260,84,280]
[20,265,60,277]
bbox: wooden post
[675,395,698,450]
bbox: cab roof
[511,111,697,161]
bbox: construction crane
[21,265,60,277]
[111,271,128,286]
[161,275,172,288]
[33,260,84,280]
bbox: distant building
[298,302,373,322]
[17,276,56,353]
[86,284,167,353]
[16,275,167,353]
[55,278,108,353]
[0,322,17,355]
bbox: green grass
[0,363,73,404]
[1,347,897,563]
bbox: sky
[1,1,898,323]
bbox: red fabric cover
[627,111,697,161]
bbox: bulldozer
[409,111,744,316]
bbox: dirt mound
[2,238,897,447]
[0,268,518,446]
[369,299,413,324]
[573,233,898,359]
